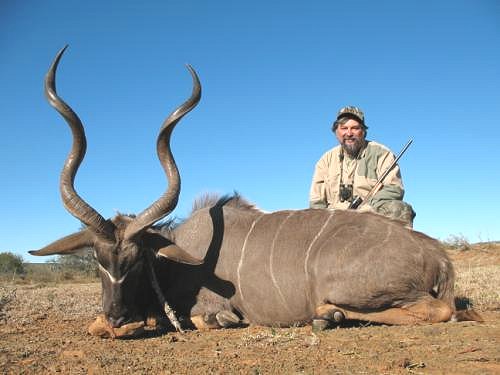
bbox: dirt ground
[1,245,499,374]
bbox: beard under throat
[342,139,365,157]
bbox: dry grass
[0,286,17,323]
[454,264,500,310]
[447,242,500,311]
[1,262,98,286]
[240,326,303,347]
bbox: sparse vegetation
[47,250,98,279]
[0,286,16,322]
[0,252,25,279]
[445,240,500,311]
[3,251,98,285]
[454,264,500,310]
[442,233,471,251]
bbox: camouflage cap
[336,106,365,124]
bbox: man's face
[335,118,366,157]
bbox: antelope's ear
[29,230,94,256]
[157,244,203,265]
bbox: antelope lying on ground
[31,47,476,338]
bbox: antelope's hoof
[312,319,330,332]
[332,309,345,323]
[215,310,241,328]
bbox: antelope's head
[30,46,202,329]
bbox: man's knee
[375,201,416,227]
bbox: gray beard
[342,139,365,157]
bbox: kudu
[31,47,466,337]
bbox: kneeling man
[309,106,415,227]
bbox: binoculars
[339,183,353,203]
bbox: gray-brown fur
[165,196,455,326]
[30,47,459,332]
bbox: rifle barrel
[348,139,413,209]
[376,139,413,185]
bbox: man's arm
[309,156,329,209]
[368,151,405,209]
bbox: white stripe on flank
[269,211,295,312]
[303,212,334,303]
[237,213,265,315]
[98,263,127,284]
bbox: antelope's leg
[400,298,453,323]
[315,304,346,322]
[190,310,241,330]
[315,298,453,326]
[312,304,346,331]
[190,314,221,330]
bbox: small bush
[48,250,98,279]
[0,252,25,277]
[442,234,471,251]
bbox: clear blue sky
[1,1,499,262]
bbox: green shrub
[48,250,98,278]
[22,250,98,284]
[0,252,25,276]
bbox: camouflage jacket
[309,141,404,210]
